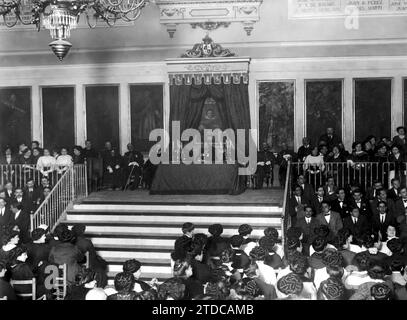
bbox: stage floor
[83,188,284,206]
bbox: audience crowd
[0,127,407,300]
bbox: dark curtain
[169,82,251,131]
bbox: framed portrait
[0,87,31,151]
[130,84,163,153]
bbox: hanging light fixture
[0,0,148,60]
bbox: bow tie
[403,199,407,203]
[324,213,331,216]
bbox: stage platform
[65,188,285,285]
[81,188,284,206]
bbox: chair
[10,278,46,300]
[52,264,67,300]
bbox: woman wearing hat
[48,229,85,284]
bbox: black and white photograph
[1,0,407,312]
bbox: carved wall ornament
[190,21,231,31]
[181,35,235,58]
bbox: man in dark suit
[392,126,407,155]
[296,174,314,203]
[23,179,41,214]
[372,201,396,242]
[366,181,384,201]
[316,201,343,237]
[343,207,371,240]
[13,188,26,208]
[310,186,327,216]
[348,189,371,220]
[330,188,350,219]
[39,177,52,193]
[9,202,31,243]
[0,198,11,227]
[323,177,338,203]
[371,188,395,219]
[289,185,309,225]
[392,187,407,219]
[319,127,342,151]
[396,209,407,242]
[295,206,320,255]
[297,137,312,163]
[4,181,14,204]
[387,178,401,201]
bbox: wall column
[119,83,131,155]
[294,78,305,151]
[392,76,403,135]
[248,78,258,148]
[74,84,86,147]
[343,77,354,151]
[31,85,43,146]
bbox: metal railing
[281,160,292,257]
[290,161,403,191]
[0,164,63,188]
[30,164,87,231]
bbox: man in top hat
[393,126,407,155]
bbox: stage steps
[61,198,284,286]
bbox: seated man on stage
[123,143,144,190]
[255,142,275,189]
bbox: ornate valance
[167,37,250,86]
[169,71,249,86]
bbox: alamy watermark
[147,121,258,176]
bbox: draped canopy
[169,82,251,133]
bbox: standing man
[392,126,407,155]
[295,206,320,255]
[297,137,312,163]
[0,198,11,227]
[372,201,395,242]
[392,187,407,218]
[9,202,30,243]
[330,188,350,220]
[319,127,342,152]
[316,201,343,238]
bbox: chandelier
[0,0,148,60]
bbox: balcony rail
[290,161,402,191]
[30,164,87,231]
